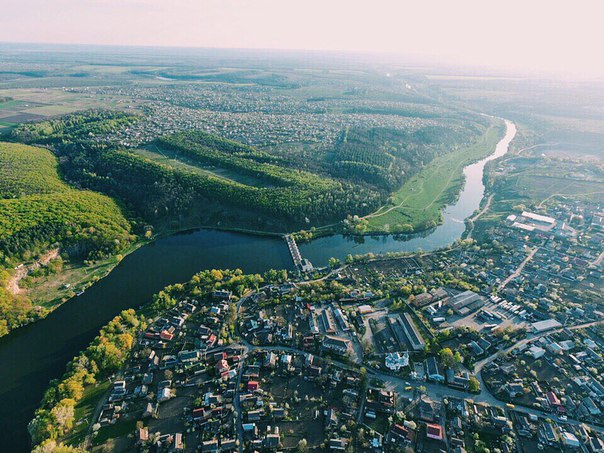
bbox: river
[301,120,516,262]
[0,120,515,451]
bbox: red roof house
[426,423,443,441]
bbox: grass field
[474,157,604,237]
[514,174,604,205]
[0,121,15,129]
[62,381,111,446]
[93,419,137,445]
[136,145,279,188]
[0,87,140,121]
[362,121,505,233]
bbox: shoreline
[0,224,285,339]
[1,119,515,339]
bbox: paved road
[474,319,604,374]
[238,340,604,435]
[590,249,604,267]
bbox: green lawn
[93,419,137,445]
[513,174,604,204]
[62,381,111,446]
[135,146,277,188]
[0,100,28,110]
[363,120,505,234]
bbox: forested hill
[9,111,386,229]
[8,109,486,232]
[0,142,134,336]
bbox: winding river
[301,120,516,261]
[0,120,515,451]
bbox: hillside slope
[0,142,133,336]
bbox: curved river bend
[0,120,515,451]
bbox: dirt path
[469,194,494,223]
[6,267,28,295]
[6,249,60,295]
[465,193,494,240]
[590,250,604,267]
[514,142,556,155]
[537,181,576,208]
[498,246,538,290]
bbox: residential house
[504,382,524,398]
[426,423,444,441]
[425,357,444,383]
[418,395,441,422]
[321,335,352,356]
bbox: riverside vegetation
[0,55,495,338]
[0,104,490,336]
[28,268,279,451]
[0,141,133,336]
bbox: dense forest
[10,111,386,226]
[9,110,138,145]
[7,110,487,234]
[9,111,487,232]
[329,124,481,192]
[0,142,133,336]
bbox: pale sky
[2,0,604,78]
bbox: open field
[429,76,604,160]
[63,381,111,446]
[515,174,604,205]
[136,145,280,188]
[0,87,141,122]
[478,157,604,229]
[363,121,505,233]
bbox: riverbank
[0,118,518,450]
[0,119,516,341]
[0,222,288,339]
[293,119,506,242]
[0,229,294,451]
[0,239,149,338]
[362,119,506,234]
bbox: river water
[0,120,515,451]
[301,120,516,262]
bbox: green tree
[439,348,455,368]
[297,438,308,452]
[328,257,340,268]
[469,376,480,393]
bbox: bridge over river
[285,234,314,272]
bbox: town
[29,189,604,453]
[2,2,604,453]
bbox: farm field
[363,120,505,233]
[481,157,604,224]
[470,155,604,248]
[0,87,140,121]
[514,174,604,205]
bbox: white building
[528,345,546,359]
[385,352,410,371]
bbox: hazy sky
[2,0,604,78]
